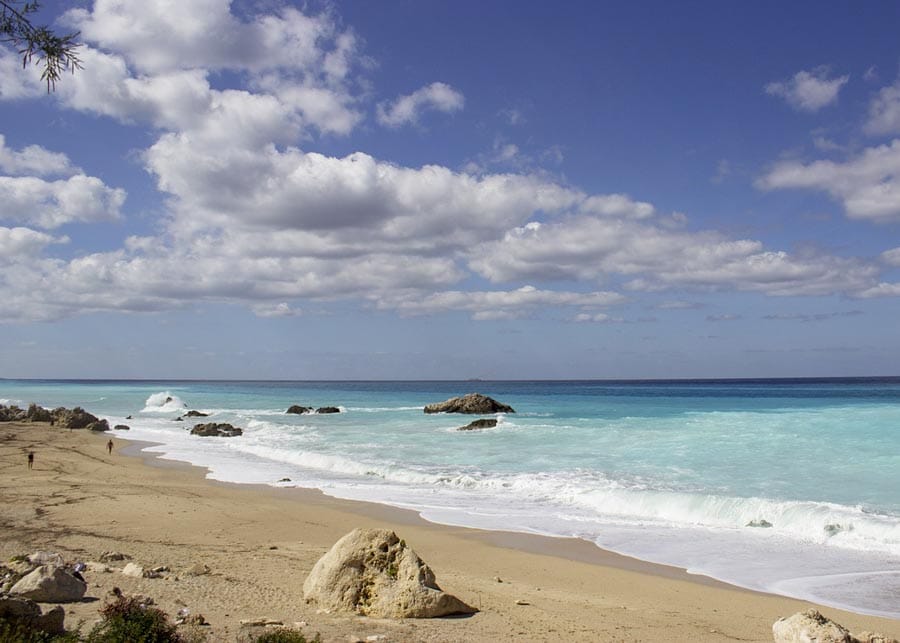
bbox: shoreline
[2,422,898,641]
[123,438,741,591]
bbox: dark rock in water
[173,416,183,422]
[126,415,133,419]
[286,405,312,414]
[185,410,209,417]
[165,396,173,404]
[424,393,514,415]
[113,424,130,431]
[278,477,291,482]
[824,523,852,536]
[458,419,498,431]
[316,406,341,414]
[746,519,773,528]
[190,422,243,437]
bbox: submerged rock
[458,418,498,431]
[424,393,514,414]
[113,424,130,431]
[303,528,477,618]
[190,422,243,437]
[316,406,341,414]
[185,410,209,417]
[746,519,773,528]
[286,405,312,414]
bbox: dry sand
[1,422,897,642]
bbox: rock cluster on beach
[0,403,109,431]
[773,609,898,643]
[0,550,89,636]
[424,393,514,414]
[303,528,477,618]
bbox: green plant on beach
[85,595,183,643]
[244,629,320,643]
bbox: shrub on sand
[243,629,320,643]
[85,595,182,643]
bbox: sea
[2,378,898,618]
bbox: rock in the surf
[424,393,514,414]
[286,405,312,414]
[458,418,498,431]
[185,410,209,417]
[315,406,341,414]
[190,422,243,437]
[303,528,477,618]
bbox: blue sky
[1,0,900,379]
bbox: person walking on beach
[27,451,34,469]
[106,439,113,455]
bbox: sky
[1,0,900,380]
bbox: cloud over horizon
[0,0,897,332]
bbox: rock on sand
[303,528,476,618]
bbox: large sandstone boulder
[9,565,86,603]
[771,610,898,643]
[190,422,243,437]
[424,393,514,414]
[303,528,476,618]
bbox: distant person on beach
[107,439,113,455]
[27,451,34,469]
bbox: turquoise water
[2,378,899,617]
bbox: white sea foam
[349,406,422,412]
[141,391,187,413]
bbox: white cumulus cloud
[376,82,464,128]
[0,136,77,177]
[765,67,849,112]
[757,139,900,223]
[864,80,900,136]
[0,175,126,229]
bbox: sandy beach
[1,421,897,642]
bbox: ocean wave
[348,406,422,412]
[141,391,187,413]
[212,440,900,556]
